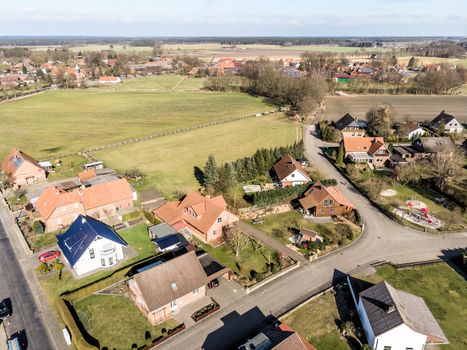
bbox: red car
[38,250,61,263]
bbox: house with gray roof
[128,251,209,325]
[348,276,448,350]
[430,111,464,134]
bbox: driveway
[155,126,467,350]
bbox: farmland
[0,74,273,159]
[66,43,389,60]
[95,116,298,197]
[324,95,467,122]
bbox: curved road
[158,126,467,350]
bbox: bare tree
[365,103,394,137]
[394,162,431,185]
[223,226,248,257]
[431,150,463,190]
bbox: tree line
[204,141,304,193]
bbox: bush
[143,210,160,225]
[321,178,338,186]
[32,221,45,234]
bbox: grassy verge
[74,294,180,350]
[95,116,298,197]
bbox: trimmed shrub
[33,220,45,234]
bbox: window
[321,208,326,215]
[406,348,413,350]
[212,230,216,235]
[330,208,334,215]
[217,217,222,223]
[193,288,199,295]
[171,282,177,290]
[291,173,295,177]
[101,258,106,267]
[89,248,95,259]
[108,257,114,265]
[383,347,391,350]
[170,300,177,308]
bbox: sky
[0,0,466,37]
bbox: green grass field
[0,74,273,159]
[282,291,351,350]
[284,263,466,350]
[95,116,298,197]
[74,294,179,350]
[102,75,206,92]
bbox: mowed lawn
[74,294,179,350]
[95,116,298,197]
[0,75,273,159]
[283,263,467,350]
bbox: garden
[249,211,361,258]
[73,294,181,350]
[194,234,294,287]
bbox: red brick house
[299,182,355,217]
[342,135,390,168]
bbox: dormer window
[217,217,222,223]
[171,282,177,291]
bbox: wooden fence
[40,109,279,161]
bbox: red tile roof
[153,192,230,235]
[1,147,43,176]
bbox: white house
[273,155,311,187]
[57,215,127,276]
[347,276,448,350]
[430,111,464,134]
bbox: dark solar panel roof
[334,113,360,130]
[57,215,127,266]
[153,234,182,250]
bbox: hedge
[57,298,97,350]
[249,183,309,207]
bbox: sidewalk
[0,199,68,350]
[239,221,306,262]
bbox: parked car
[0,300,10,319]
[252,218,264,225]
[38,250,61,263]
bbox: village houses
[153,192,239,245]
[129,250,209,325]
[348,276,448,350]
[273,155,311,187]
[299,182,355,217]
[1,148,47,187]
[429,111,464,134]
[35,176,135,232]
[341,134,390,168]
[57,215,127,276]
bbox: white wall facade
[374,324,427,350]
[408,128,426,140]
[70,236,125,276]
[282,169,310,186]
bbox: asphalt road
[157,126,467,350]
[0,220,55,350]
